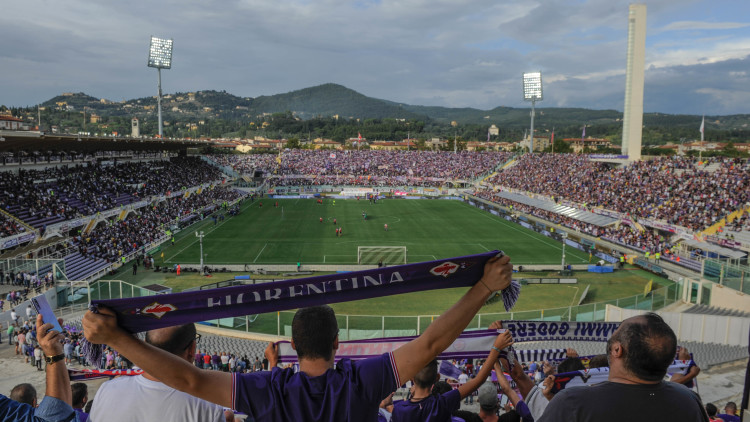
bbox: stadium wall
[606,305,750,347]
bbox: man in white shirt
[458,370,471,404]
[90,323,236,422]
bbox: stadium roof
[679,238,747,259]
[493,191,618,227]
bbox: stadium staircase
[202,156,241,179]
[481,155,518,184]
[0,208,35,233]
[699,206,749,237]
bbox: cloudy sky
[2,0,749,115]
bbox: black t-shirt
[537,381,708,422]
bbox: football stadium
[0,145,747,420]
[0,3,749,421]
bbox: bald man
[539,313,708,422]
[89,324,235,422]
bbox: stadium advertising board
[1,232,36,250]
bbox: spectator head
[705,403,718,418]
[606,313,676,382]
[145,323,197,361]
[556,357,585,374]
[291,306,338,361]
[588,354,609,369]
[499,411,521,422]
[478,382,499,413]
[433,381,453,395]
[10,383,37,407]
[413,359,439,389]
[71,382,88,409]
[724,402,737,415]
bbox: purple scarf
[84,251,520,367]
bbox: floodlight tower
[523,72,543,153]
[195,230,205,274]
[621,4,646,161]
[147,36,173,138]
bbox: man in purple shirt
[392,330,513,422]
[716,401,740,422]
[83,255,513,422]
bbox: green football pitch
[102,198,673,333]
[163,198,592,266]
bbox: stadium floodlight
[522,71,543,153]
[195,231,205,274]
[147,36,173,138]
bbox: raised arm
[494,361,523,408]
[458,331,513,399]
[37,315,72,407]
[508,355,535,398]
[35,314,76,421]
[83,307,232,408]
[392,255,512,384]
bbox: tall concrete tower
[621,4,646,161]
[131,117,140,138]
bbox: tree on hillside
[285,137,301,149]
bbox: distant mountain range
[39,83,750,130]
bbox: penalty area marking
[410,254,437,261]
[568,286,580,307]
[253,243,268,263]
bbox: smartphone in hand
[31,294,64,333]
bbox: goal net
[357,246,407,265]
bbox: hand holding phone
[32,294,63,333]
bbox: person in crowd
[0,314,76,421]
[716,402,740,422]
[538,313,709,422]
[477,383,501,422]
[671,345,701,389]
[83,255,513,421]
[89,323,236,422]
[705,403,723,422]
[10,384,37,407]
[71,383,89,422]
[391,330,513,421]
[494,363,533,422]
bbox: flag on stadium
[699,115,704,134]
[487,131,490,142]
[551,127,555,145]
[358,132,362,141]
[581,125,586,141]
[644,279,653,296]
